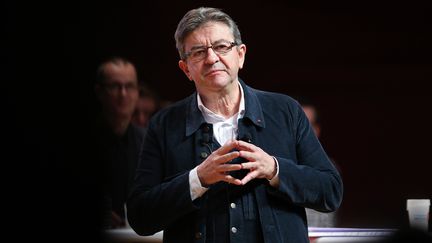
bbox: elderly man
[127,7,342,243]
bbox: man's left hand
[236,140,277,185]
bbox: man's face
[97,63,139,118]
[178,22,246,95]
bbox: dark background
[5,0,431,240]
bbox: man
[127,7,343,243]
[93,57,145,228]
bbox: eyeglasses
[103,82,138,94]
[184,41,237,62]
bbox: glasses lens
[213,42,233,54]
[190,49,206,61]
[104,83,137,93]
[186,41,236,62]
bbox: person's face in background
[178,22,246,95]
[302,105,321,138]
[132,96,156,128]
[96,62,139,119]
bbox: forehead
[103,63,137,83]
[184,22,233,47]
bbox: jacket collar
[185,79,265,137]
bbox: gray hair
[174,7,243,60]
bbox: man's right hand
[196,140,243,187]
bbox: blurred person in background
[93,57,145,228]
[131,83,160,129]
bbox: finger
[217,164,242,172]
[241,170,260,185]
[237,140,257,151]
[215,151,240,164]
[238,150,255,161]
[214,140,239,155]
[240,162,258,170]
[222,174,242,185]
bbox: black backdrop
[5,1,431,241]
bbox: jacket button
[200,152,208,159]
[195,232,202,239]
[230,203,236,209]
[231,227,237,233]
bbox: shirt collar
[185,79,264,137]
[196,81,245,124]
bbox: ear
[237,44,247,69]
[178,60,193,81]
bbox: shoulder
[246,85,302,113]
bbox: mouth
[205,69,225,76]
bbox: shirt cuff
[268,156,280,187]
[189,167,209,201]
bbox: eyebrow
[105,80,137,85]
[188,39,231,51]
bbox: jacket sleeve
[267,103,343,212]
[126,120,198,236]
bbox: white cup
[406,199,430,231]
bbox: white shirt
[196,84,246,146]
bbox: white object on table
[407,199,430,231]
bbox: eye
[125,83,138,91]
[213,43,230,52]
[106,83,119,90]
[191,49,206,58]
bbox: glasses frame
[184,41,238,62]
[102,82,138,94]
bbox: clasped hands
[197,140,277,187]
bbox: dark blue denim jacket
[128,80,343,243]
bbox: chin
[208,76,233,87]
[114,108,133,118]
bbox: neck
[103,112,131,136]
[199,83,241,119]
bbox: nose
[204,47,220,64]
[119,85,128,96]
